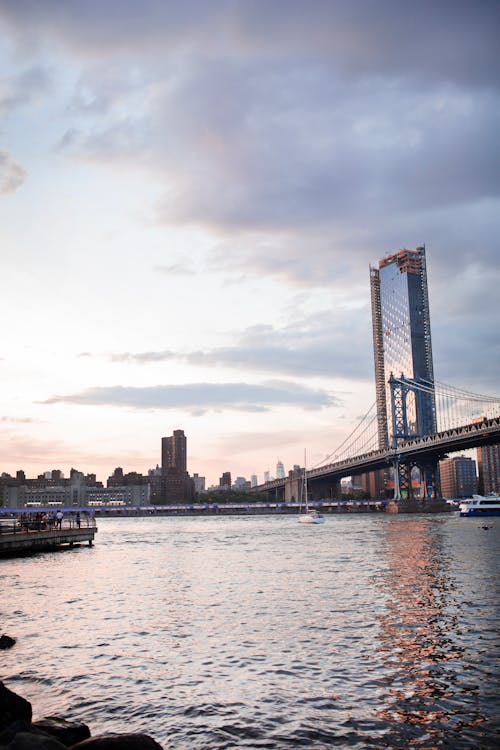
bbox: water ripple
[1,514,499,748]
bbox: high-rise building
[159,429,193,502]
[161,429,187,474]
[276,460,285,479]
[219,472,231,490]
[370,246,436,450]
[233,476,251,490]
[476,443,500,495]
[192,473,206,494]
[439,455,477,498]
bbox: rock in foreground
[0,682,33,730]
[71,734,164,750]
[0,635,17,650]
[0,681,164,750]
[32,719,90,747]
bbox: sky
[1,1,499,487]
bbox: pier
[0,516,97,556]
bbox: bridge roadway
[251,416,500,497]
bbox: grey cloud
[4,2,495,262]
[154,71,500,230]
[1,2,499,88]
[434,325,500,396]
[0,65,51,113]
[430,263,500,394]
[68,57,499,239]
[41,381,338,413]
[68,67,144,115]
[110,350,176,364]
[54,128,79,152]
[1,0,498,388]
[0,416,36,423]
[154,263,197,276]
[104,278,500,398]
[107,309,374,380]
[0,151,27,193]
[184,314,373,380]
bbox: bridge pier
[417,457,441,500]
[284,474,302,503]
[388,453,448,513]
[308,477,342,502]
[392,453,413,503]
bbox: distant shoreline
[1,500,387,517]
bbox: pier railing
[0,515,97,534]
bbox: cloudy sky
[1,1,499,486]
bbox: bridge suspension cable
[313,378,500,471]
[391,376,500,431]
[312,401,379,470]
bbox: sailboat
[298,453,325,524]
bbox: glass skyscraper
[370,246,437,450]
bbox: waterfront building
[219,471,231,490]
[107,468,149,487]
[263,470,270,483]
[1,480,23,507]
[276,460,285,479]
[24,485,72,507]
[86,484,151,506]
[161,429,187,474]
[109,467,124,483]
[147,465,163,499]
[251,474,258,487]
[233,476,251,490]
[354,470,386,500]
[0,473,148,508]
[476,443,500,495]
[192,473,206,494]
[159,430,194,502]
[439,455,478,498]
[161,472,195,503]
[370,246,436,449]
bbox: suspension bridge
[251,378,500,509]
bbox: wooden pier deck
[0,519,97,556]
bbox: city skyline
[1,2,499,486]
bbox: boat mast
[304,449,308,512]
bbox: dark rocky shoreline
[1,636,164,750]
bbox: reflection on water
[376,518,499,748]
[1,515,499,748]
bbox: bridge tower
[389,373,442,503]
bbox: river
[1,513,499,748]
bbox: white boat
[298,509,325,524]
[298,454,325,525]
[459,494,500,517]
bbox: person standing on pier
[56,510,63,529]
